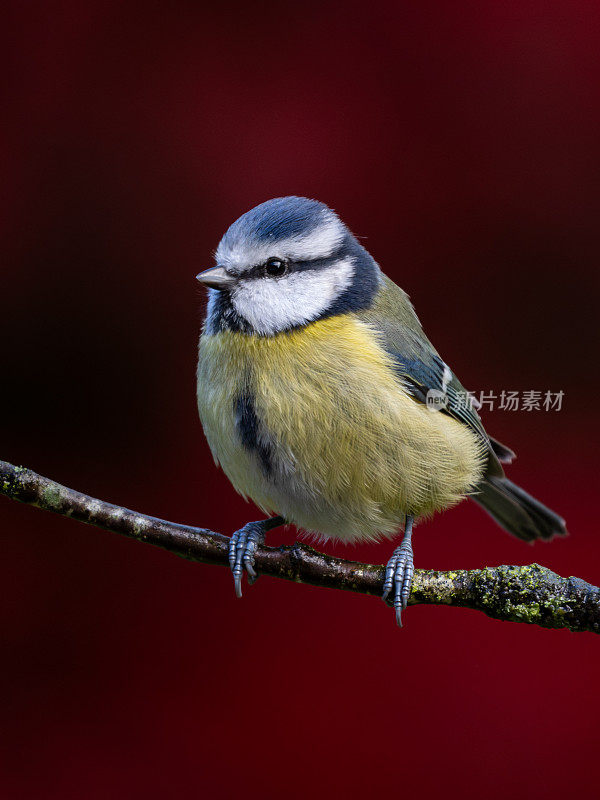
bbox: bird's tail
[473,476,568,542]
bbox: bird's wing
[358,274,505,477]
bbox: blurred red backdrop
[1,1,598,798]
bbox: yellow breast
[197,314,486,542]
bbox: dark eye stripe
[239,242,348,281]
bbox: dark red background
[1,2,598,798]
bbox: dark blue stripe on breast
[235,390,274,476]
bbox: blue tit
[196,196,567,625]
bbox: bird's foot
[228,516,284,598]
[229,521,266,598]
[382,516,415,627]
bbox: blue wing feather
[357,275,504,477]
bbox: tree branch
[1,459,597,633]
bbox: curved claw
[228,522,266,598]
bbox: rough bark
[1,460,598,633]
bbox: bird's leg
[229,516,285,598]
[382,515,415,627]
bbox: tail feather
[473,476,568,542]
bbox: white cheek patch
[217,216,345,270]
[231,257,355,335]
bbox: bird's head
[197,197,380,335]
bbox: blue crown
[222,196,333,245]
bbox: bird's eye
[265,258,287,277]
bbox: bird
[196,196,567,626]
